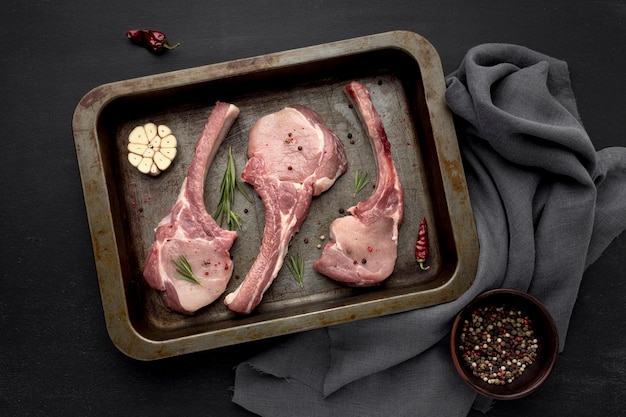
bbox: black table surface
[2,1,625,416]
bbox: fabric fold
[232,43,626,417]
[586,147,626,266]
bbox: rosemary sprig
[172,255,203,286]
[353,169,370,197]
[286,253,305,287]
[214,146,253,230]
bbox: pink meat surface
[313,81,404,286]
[224,105,347,314]
[143,102,239,315]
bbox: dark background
[2,1,625,416]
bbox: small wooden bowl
[450,289,559,400]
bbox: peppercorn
[458,305,538,385]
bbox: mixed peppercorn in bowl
[450,289,559,400]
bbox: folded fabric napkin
[232,44,626,416]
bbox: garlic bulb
[127,123,178,176]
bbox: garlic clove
[144,123,158,141]
[154,151,172,171]
[143,147,155,158]
[129,125,149,145]
[149,136,161,148]
[158,125,172,137]
[149,162,161,176]
[128,153,142,167]
[161,135,177,148]
[137,157,154,174]
[128,143,148,155]
[160,147,177,160]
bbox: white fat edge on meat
[223,182,304,313]
[314,176,336,194]
[311,120,346,194]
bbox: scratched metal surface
[72,31,478,360]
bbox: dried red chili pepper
[126,29,180,54]
[415,216,430,270]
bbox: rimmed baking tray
[72,30,478,360]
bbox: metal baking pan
[72,30,478,360]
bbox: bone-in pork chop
[224,105,347,314]
[143,102,239,314]
[313,81,404,286]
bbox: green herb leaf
[214,146,252,230]
[353,169,370,197]
[286,253,305,287]
[172,255,203,286]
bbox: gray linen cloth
[232,44,626,416]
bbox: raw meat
[313,81,404,286]
[143,102,240,315]
[224,105,347,314]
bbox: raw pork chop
[313,81,404,286]
[224,105,347,314]
[143,102,239,315]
